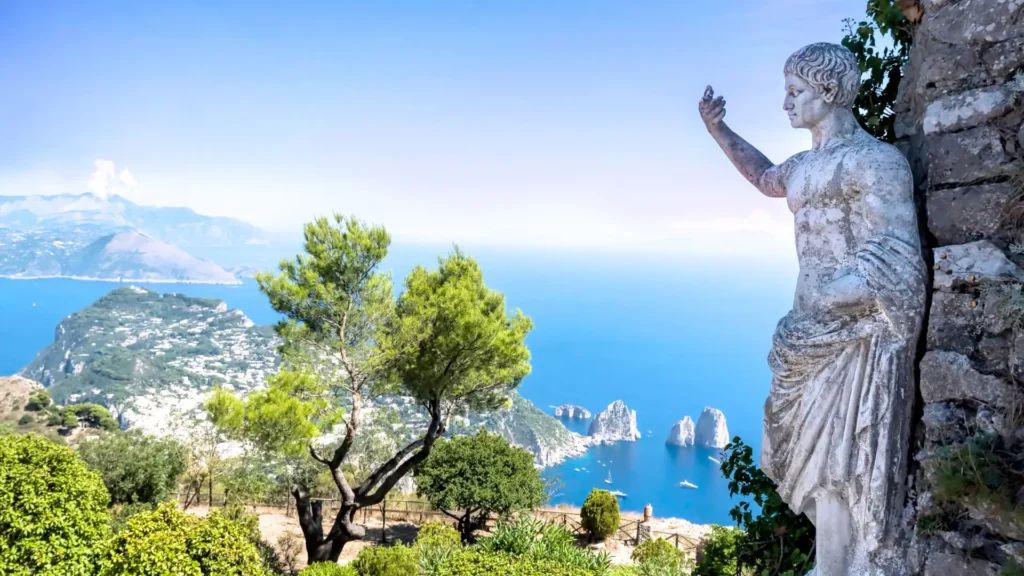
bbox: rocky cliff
[554,404,591,420]
[694,407,729,449]
[894,3,1024,572]
[588,400,641,443]
[666,416,696,447]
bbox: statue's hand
[699,85,726,130]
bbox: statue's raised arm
[698,86,787,198]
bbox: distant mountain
[0,227,239,284]
[65,231,239,284]
[0,193,271,248]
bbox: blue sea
[0,244,795,526]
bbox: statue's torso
[782,132,917,315]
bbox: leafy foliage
[720,436,815,575]
[477,517,611,573]
[841,0,913,142]
[25,390,52,410]
[692,526,743,576]
[416,522,462,550]
[416,430,545,542]
[350,544,419,576]
[631,538,683,566]
[79,430,186,504]
[0,433,111,576]
[580,489,620,541]
[435,550,596,576]
[299,563,357,576]
[929,433,1024,527]
[98,502,272,576]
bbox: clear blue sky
[0,0,864,258]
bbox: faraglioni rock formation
[700,42,927,575]
[693,408,729,449]
[665,417,695,447]
[554,404,591,420]
[588,400,641,443]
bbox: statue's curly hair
[784,43,861,108]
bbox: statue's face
[783,73,831,129]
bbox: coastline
[0,274,243,286]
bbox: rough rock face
[694,407,729,449]
[665,417,695,447]
[894,2,1024,572]
[588,400,641,443]
[554,404,591,420]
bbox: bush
[477,517,611,573]
[17,414,33,425]
[436,550,595,576]
[299,563,357,576]
[350,544,418,576]
[415,430,546,543]
[25,390,52,411]
[79,430,186,504]
[98,501,272,575]
[580,489,620,541]
[0,433,111,576]
[416,521,461,549]
[631,538,683,565]
[109,502,156,534]
[693,526,742,576]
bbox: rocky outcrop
[588,400,641,443]
[554,404,591,420]
[665,417,695,447]
[694,407,729,448]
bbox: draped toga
[760,235,927,552]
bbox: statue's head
[783,42,860,129]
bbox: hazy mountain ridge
[0,193,271,248]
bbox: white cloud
[86,159,137,199]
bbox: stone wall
[895,1,1024,574]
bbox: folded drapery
[761,234,926,552]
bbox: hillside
[19,287,280,434]
[64,231,239,284]
[0,193,270,248]
[18,287,590,466]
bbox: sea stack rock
[554,404,591,420]
[694,407,729,448]
[588,400,641,443]
[665,416,695,447]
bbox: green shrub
[25,390,52,411]
[631,538,683,565]
[350,544,418,576]
[416,521,461,549]
[17,414,33,425]
[692,526,742,576]
[436,550,595,576]
[415,430,546,543]
[79,430,186,504]
[98,501,272,575]
[635,553,692,576]
[0,433,111,576]
[477,517,610,573]
[299,563,357,576]
[580,489,620,541]
[109,502,156,534]
[46,412,63,426]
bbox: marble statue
[699,42,926,575]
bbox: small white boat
[609,490,627,498]
[708,456,721,465]
[604,471,613,485]
[574,468,580,472]
[679,480,698,489]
